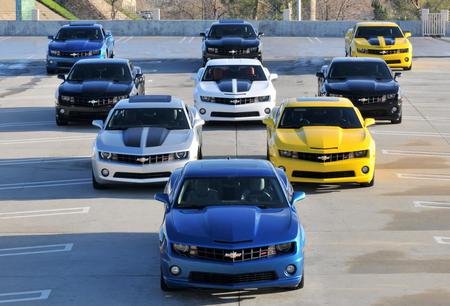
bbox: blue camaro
[155,159,306,291]
[46,22,114,74]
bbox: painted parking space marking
[0,178,91,190]
[121,36,133,44]
[434,236,450,245]
[0,290,51,304]
[382,149,450,158]
[397,173,450,181]
[0,207,90,219]
[115,37,126,43]
[0,37,11,43]
[372,130,450,138]
[414,201,450,209]
[0,243,73,257]
[178,37,187,43]
[307,37,314,43]
[0,136,95,145]
[314,37,323,43]
[0,156,89,166]
[188,37,195,43]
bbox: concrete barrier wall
[0,20,424,37]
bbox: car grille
[292,171,355,179]
[216,48,252,56]
[213,97,256,105]
[189,271,277,284]
[111,153,172,165]
[349,96,385,105]
[385,60,402,64]
[60,96,120,107]
[195,245,280,262]
[288,151,367,163]
[113,172,171,179]
[367,49,408,55]
[211,111,260,118]
[59,51,94,58]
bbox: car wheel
[160,273,175,292]
[47,68,56,75]
[287,269,304,290]
[55,116,68,126]
[391,115,402,124]
[198,146,203,160]
[266,144,270,160]
[360,174,375,187]
[92,173,107,190]
[202,56,208,66]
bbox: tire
[404,64,412,71]
[92,173,107,190]
[197,146,203,160]
[202,56,208,66]
[160,273,174,292]
[360,174,375,187]
[55,116,68,126]
[391,115,402,124]
[47,68,56,75]
[266,144,270,160]
[287,270,304,290]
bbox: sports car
[264,97,376,187]
[345,22,413,70]
[47,22,114,74]
[155,159,306,291]
[91,95,204,188]
[193,58,277,122]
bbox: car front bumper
[47,54,105,70]
[56,105,113,121]
[195,100,274,122]
[352,51,412,69]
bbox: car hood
[325,79,398,96]
[167,206,298,245]
[96,128,193,154]
[199,80,270,95]
[276,126,369,151]
[59,81,133,97]
[205,37,259,49]
[49,39,104,52]
[354,37,409,48]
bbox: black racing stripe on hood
[217,80,233,92]
[216,79,252,93]
[367,37,380,46]
[146,127,170,147]
[123,128,143,147]
[383,37,396,45]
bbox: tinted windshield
[208,25,256,39]
[202,65,267,81]
[55,27,103,41]
[355,26,403,38]
[328,62,392,80]
[68,63,131,82]
[106,108,190,130]
[279,107,362,129]
[175,176,288,209]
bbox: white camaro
[193,58,278,121]
[91,95,204,188]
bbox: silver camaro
[91,95,205,188]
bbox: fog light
[361,166,370,174]
[391,106,398,113]
[170,265,181,276]
[199,108,206,115]
[286,264,296,275]
[48,60,54,64]
[101,168,110,177]
[59,109,65,114]
[405,57,410,62]
[278,166,286,171]
[264,108,271,114]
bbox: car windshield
[106,108,190,130]
[68,63,131,82]
[355,26,403,38]
[202,65,267,81]
[175,176,289,209]
[279,107,362,129]
[328,62,392,80]
[55,27,103,41]
[208,25,256,39]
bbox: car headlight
[279,150,293,158]
[357,48,368,54]
[250,47,259,52]
[399,48,409,53]
[207,47,218,53]
[172,243,190,253]
[257,95,271,102]
[49,50,61,56]
[173,151,189,160]
[348,150,368,158]
[89,50,101,56]
[112,95,128,103]
[384,93,397,100]
[200,96,216,103]
[275,242,294,253]
[60,95,74,103]
[99,151,113,160]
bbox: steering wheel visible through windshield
[106,108,190,130]
[175,176,288,209]
[355,26,403,38]
[68,64,132,82]
[328,62,392,80]
[208,25,257,39]
[279,107,363,129]
[55,28,103,41]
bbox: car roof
[356,21,400,27]
[62,22,103,29]
[331,57,386,64]
[216,19,249,25]
[115,95,185,109]
[75,58,129,65]
[283,97,355,108]
[206,58,262,66]
[183,159,276,178]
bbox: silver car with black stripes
[91,95,205,188]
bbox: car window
[355,26,403,38]
[175,176,289,209]
[279,107,363,129]
[68,63,132,82]
[208,25,256,39]
[202,65,267,81]
[328,61,392,80]
[55,27,103,41]
[106,108,190,130]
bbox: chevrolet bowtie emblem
[229,50,237,54]
[70,53,78,57]
[359,98,368,102]
[380,50,387,55]
[136,157,149,164]
[230,99,239,104]
[88,100,98,105]
[224,251,242,259]
[317,155,330,161]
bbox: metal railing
[422,9,449,37]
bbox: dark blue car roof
[183,159,275,178]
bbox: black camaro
[55,58,145,125]
[201,19,263,65]
[317,57,402,124]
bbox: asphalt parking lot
[0,36,449,305]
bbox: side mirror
[48,35,54,40]
[106,31,112,36]
[364,118,376,127]
[291,191,306,205]
[200,32,206,37]
[404,31,412,38]
[57,74,65,80]
[394,72,402,79]
[263,117,274,127]
[92,120,104,129]
[258,32,264,37]
[155,192,170,206]
[193,118,205,127]
[316,71,324,78]
[135,72,143,79]
[269,73,278,81]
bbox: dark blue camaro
[155,159,306,291]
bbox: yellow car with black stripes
[345,22,413,70]
[263,97,376,187]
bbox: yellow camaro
[345,22,413,70]
[264,98,376,187]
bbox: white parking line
[0,243,73,257]
[414,201,450,209]
[0,207,90,219]
[0,136,95,145]
[434,236,450,245]
[397,173,450,181]
[0,156,89,166]
[382,149,450,158]
[178,37,187,43]
[0,290,51,304]
[115,37,126,43]
[306,37,314,43]
[314,37,323,43]
[188,37,195,43]
[121,36,133,44]
[372,130,450,138]
[0,121,54,128]
[0,37,11,43]
[0,178,91,190]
